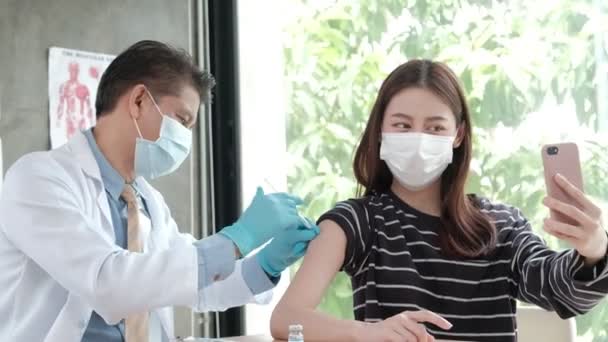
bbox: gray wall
[0,0,205,336]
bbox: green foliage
[283,0,608,338]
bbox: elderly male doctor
[0,40,319,342]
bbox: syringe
[262,178,314,229]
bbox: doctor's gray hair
[95,40,215,118]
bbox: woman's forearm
[270,304,365,342]
[270,220,356,340]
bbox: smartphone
[541,143,584,225]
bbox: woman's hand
[543,174,607,265]
[356,310,452,342]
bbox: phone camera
[547,146,559,155]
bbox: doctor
[0,40,319,342]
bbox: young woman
[271,60,608,342]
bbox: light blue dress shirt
[81,129,276,342]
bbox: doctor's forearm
[241,255,278,294]
[193,231,278,292]
[193,235,238,289]
[89,246,199,323]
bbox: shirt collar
[83,129,128,201]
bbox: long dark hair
[353,59,496,258]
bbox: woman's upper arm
[277,219,347,309]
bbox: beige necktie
[121,184,149,342]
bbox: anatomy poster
[48,47,115,148]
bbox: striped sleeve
[508,207,608,318]
[318,199,371,275]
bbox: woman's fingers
[543,196,595,228]
[406,310,453,330]
[543,223,579,245]
[543,218,584,240]
[380,310,450,342]
[398,314,427,342]
[390,319,417,341]
[407,322,429,342]
[555,174,601,217]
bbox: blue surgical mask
[132,90,192,180]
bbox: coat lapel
[65,132,115,240]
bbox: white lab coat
[0,132,272,342]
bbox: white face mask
[380,132,455,191]
[132,90,192,180]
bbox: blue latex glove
[219,186,304,256]
[256,219,320,277]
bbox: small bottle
[288,324,304,342]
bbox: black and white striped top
[318,191,608,341]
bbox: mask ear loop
[145,88,165,120]
[134,87,165,139]
[132,117,144,138]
